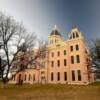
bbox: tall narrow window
[51,72,54,81]
[72,70,75,81]
[64,72,67,81]
[70,46,73,52]
[76,45,79,51]
[73,33,75,38]
[77,70,81,81]
[51,61,54,67]
[76,32,79,38]
[57,51,60,56]
[57,72,60,81]
[33,74,35,81]
[64,50,66,55]
[28,74,31,81]
[57,60,60,67]
[71,56,74,64]
[52,52,54,57]
[64,59,67,66]
[70,35,72,39]
[24,74,27,81]
[76,55,80,63]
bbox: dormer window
[69,32,79,40]
[70,35,72,39]
[76,32,79,38]
[73,33,75,38]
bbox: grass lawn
[0,82,100,100]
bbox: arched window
[19,74,22,80]
[72,70,75,81]
[77,70,81,81]
[64,59,67,66]
[57,72,60,81]
[57,60,60,67]
[64,72,67,81]
[51,72,54,81]
[71,56,74,64]
[76,32,79,38]
[28,74,31,81]
[24,74,27,81]
[70,46,73,52]
[76,44,79,50]
[73,33,75,38]
[76,55,80,63]
[33,74,35,81]
[64,50,66,55]
[70,35,72,39]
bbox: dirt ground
[0,83,100,100]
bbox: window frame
[72,70,75,81]
[64,59,67,66]
[70,46,73,52]
[51,72,54,81]
[71,56,74,64]
[77,70,81,81]
[76,55,80,63]
[64,50,66,55]
[57,72,60,81]
[57,60,60,67]
[76,44,79,51]
[64,72,67,81]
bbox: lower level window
[28,74,31,81]
[64,72,67,81]
[24,74,27,81]
[77,70,81,81]
[72,70,75,81]
[57,72,60,81]
[33,74,35,81]
[51,72,54,81]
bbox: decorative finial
[53,24,57,30]
[54,25,57,29]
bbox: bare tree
[0,12,37,86]
[10,38,48,85]
[0,12,48,87]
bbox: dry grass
[0,83,100,100]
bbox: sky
[0,0,100,43]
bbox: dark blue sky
[42,0,100,40]
[0,0,100,43]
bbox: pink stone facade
[9,26,94,85]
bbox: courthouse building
[10,25,94,85]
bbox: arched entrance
[17,74,23,85]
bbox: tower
[48,25,62,45]
[67,27,94,84]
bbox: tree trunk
[1,80,7,89]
